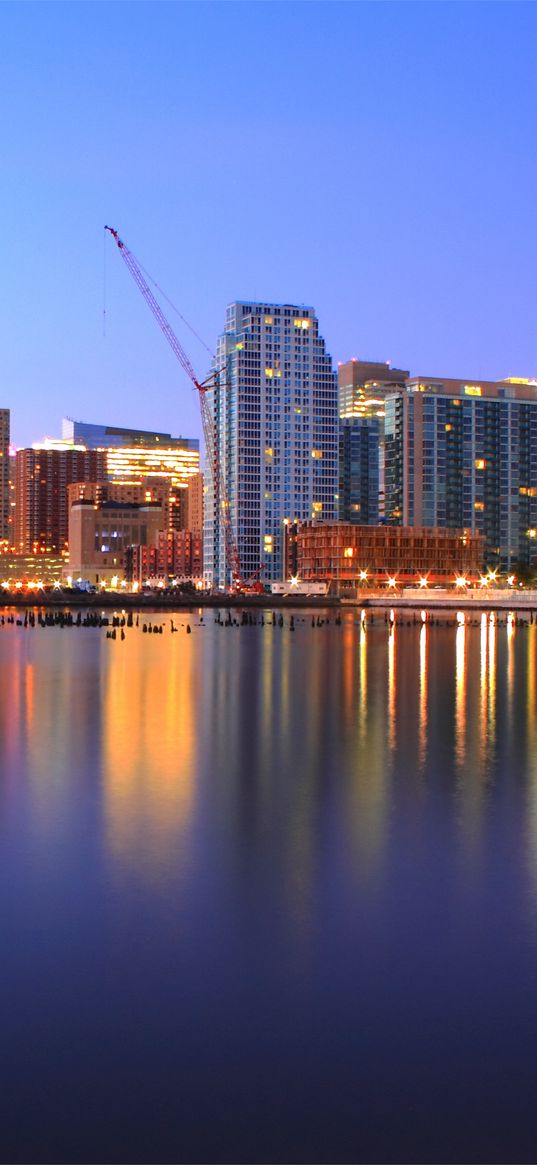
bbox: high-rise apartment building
[384,376,537,569]
[338,359,408,420]
[338,361,408,522]
[339,416,380,525]
[0,409,10,543]
[204,302,338,587]
[15,446,106,554]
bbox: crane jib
[104,224,242,586]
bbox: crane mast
[104,227,240,586]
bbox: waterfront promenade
[0,585,536,613]
[352,586,537,612]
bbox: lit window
[474,501,485,511]
[311,449,323,459]
[474,459,486,470]
[464,385,482,396]
[343,547,354,558]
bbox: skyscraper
[204,302,338,587]
[339,416,380,525]
[384,376,537,569]
[338,360,408,522]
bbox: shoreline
[1,588,537,613]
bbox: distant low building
[126,529,203,587]
[68,499,163,585]
[0,552,65,585]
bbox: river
[1,608,537,1163]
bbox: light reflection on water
[101,630,196,880]
[2,609,537,1162]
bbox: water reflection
[102,631,195,880]
[2,611,537,909]
[488,615,497,760]
[387,623,396,755]
[4,612,537,1164]
[455,622,466,770]
[418,622,427,773]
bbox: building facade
[68,499,163,584]
[186,472,203,534]
[62,418,199,455]
[385,377,537,569]
[204,302,339,587]
[338,360,408,521]
[338,359,408,420]
[15,446,106,554]
[339,416,381,525]
[298,522,484,586]
[62,418,200,529]
[0,409,10,543]
[126,529,203,586]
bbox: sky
[2,0,537,449]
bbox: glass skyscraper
[339,416,380,525]
[204,302,338,587]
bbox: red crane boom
[105,227,240,586]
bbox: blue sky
[2,0,537,447]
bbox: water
[1,608,537,1163]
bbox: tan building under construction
[297,522,484,588]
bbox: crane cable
[103,227,215,361]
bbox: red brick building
[127,529,203,585]
[15,447,106,554]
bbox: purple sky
[2,1,537,448]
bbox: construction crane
[104,226,240,587]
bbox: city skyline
[3,2,537,448]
